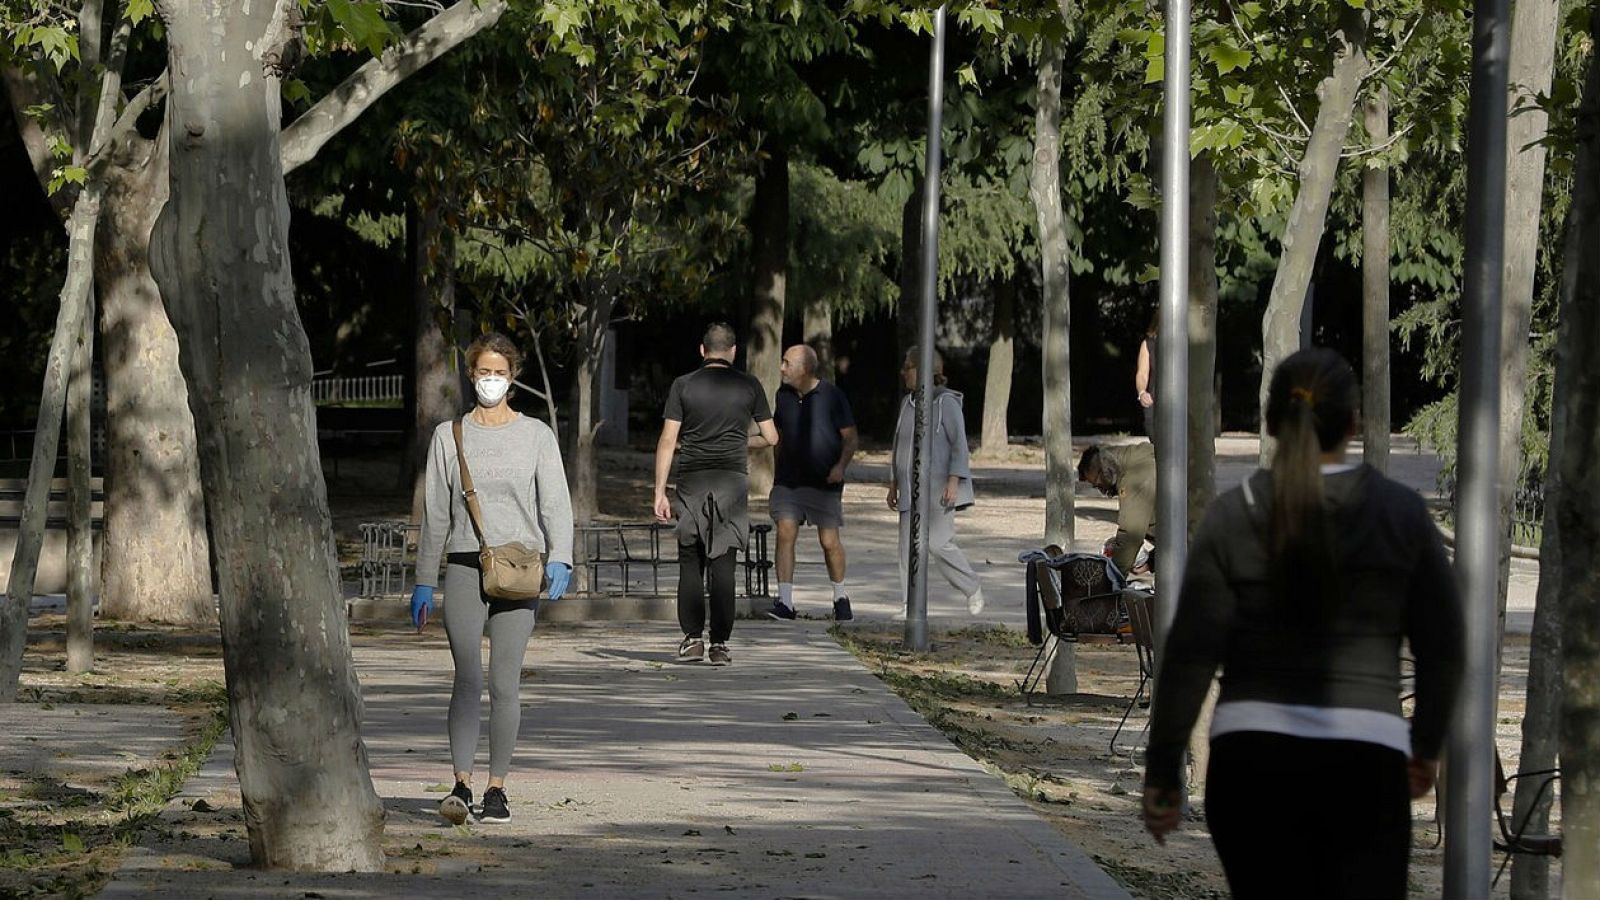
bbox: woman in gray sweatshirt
[1142,348,1463,899]
[887,347,983,615]
[410,332,574,827]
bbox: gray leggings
[444,562,536,779]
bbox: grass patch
[0,684,228,898]
[945,624,1033,650]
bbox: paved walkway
[101,622,1130,899]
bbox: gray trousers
[897,507,981,603]
[444,562,536,779]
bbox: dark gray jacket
[1144,465,1464,791]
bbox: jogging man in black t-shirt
[653,323,779,666]
[766,344,858,622]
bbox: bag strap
[452,418,489,548]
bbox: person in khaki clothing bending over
[1077,441,1156,577]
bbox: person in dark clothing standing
[1141,348,1463,900]
[765,344,859,622]
[653,323,779,667]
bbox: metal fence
[1440,474,1545,548]
[312,374,404,406]
[354,519,773,600]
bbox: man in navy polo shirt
[766,344,858,622]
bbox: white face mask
[474,376,510,407]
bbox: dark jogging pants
[1205,731,1411,900]
[677,540,737,644]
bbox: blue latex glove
[545,562,572,600]
[410,585,434,630]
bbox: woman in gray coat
[886,347,983,614]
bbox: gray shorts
[769,484,844,529]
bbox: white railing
[312,374,405,406]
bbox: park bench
[1018,546,1156,752]
[354,519,773,600]
[0,477,104,595]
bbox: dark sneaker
[677,635,705,662]
[479,786,511,824]
[766,601,797,621]
[707,643,732,667]
[833,596,854,622]
[439,780,472,825]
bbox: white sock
[777,583,794,609]
[831,581,848,601]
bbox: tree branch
[83,3,132,162]
[1363,16,1422,84]
[74,0,107,153]
[279,0,508,174]
[85,71,167,171]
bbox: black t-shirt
[663,360,772,474]
[773,380,855,490]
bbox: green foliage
[383,1,752,353]
[1391,1,1589,485]
[788,162,900,321]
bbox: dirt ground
[829,622,1545,900]
[3,621,228,897]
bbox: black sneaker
[707,643,732,667]
[677,635,705,662]
[833,597,853,622]
[479,786,511,824]
[439,780,472,825]
[766,601,797,621]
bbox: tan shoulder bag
[453,418,545,600]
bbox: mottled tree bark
[1030,35,1075,694]
[1258,7,1367,464]
[746,142,788,497]
[1499,4,1564,896]
[1554,11,1600,894]
[405,197,462,524]
[150,0,383,868]
[803,295,834,381]
[65,270,95,674]
[1362,88,1391,474]
[1187,152,1218,534]
[96,141,215,625]
[0,190,103,699]
[980,274,1016,457]
[1030,36,1073,549]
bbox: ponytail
[1270,387,1327,558]
[1263,349,1360,620]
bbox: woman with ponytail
[1140,348,1463,899]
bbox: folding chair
[1018,547,1136,702]
[1109,589,1157,756]
[1493,754,1561,887]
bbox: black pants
[1205,732,1410,900]
[677,540,737,644]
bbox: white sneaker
[967,588,986,615]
